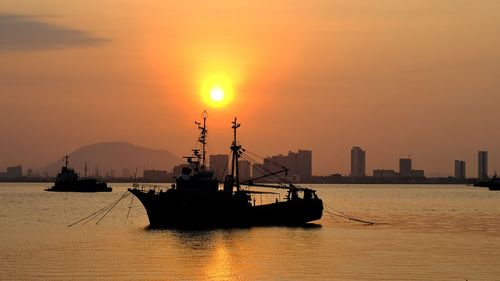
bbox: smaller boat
[474,174,500,191]
[487,175,500,191]
[45,156,112,192]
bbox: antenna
[231,117,242,191]
[64,155,69,168]
[196,110,208,171]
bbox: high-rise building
[350,147,366,177]
[478,151,488,180]
[6,165,22,178]
[262,149,312,182]
[209,154,229,181]
[295,150,312,181]
[239,160,251,181]
[454,160,466,180]
[399,158,412,177]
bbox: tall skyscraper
[454,160,466,180]
[209,154,229,181]
[478,151,488,180]
[350,147,366,177]
[399,158,412,177]
[295,149,312,181]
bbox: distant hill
[38,141,182,177]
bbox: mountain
[38,141,182,177]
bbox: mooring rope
[323,202,376,225]
[67,191,130,227]
[95,192,130,225]
[124,193,135,224]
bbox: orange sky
[1,1,499,176]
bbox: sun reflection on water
[203,243,234,281]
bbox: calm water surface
[1,183,499,280]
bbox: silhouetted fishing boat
[129,112,323,228]
[474,174,500,191]
[45,156,112,192]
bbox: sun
[210,87,224,102]
[201,73,234,108]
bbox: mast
[201,111,207,170]
[194,110,208,171]
[64,155,69,169]
[231,117,241,191]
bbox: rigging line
[238,152,291,186]
[240,150,262,163]
[67,191,129,227]
[244,160,289,184]
[242,152,279,174]
[242,152,278,174]
[241,152,290,183]
[206,137,213,164]
[124,193,135,224]
[244,149,287,170]
[221,156,229,181]
[239,152,263,167]
[243,149,267,161]
[249,167,288,185]
[95,192,130,225]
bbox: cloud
[0,13,109,51]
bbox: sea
[1,183,499,281]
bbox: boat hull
[489,185,500,191]
[474,179,500,191]
[129,188,323,228]
[46,179,112,192]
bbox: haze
[1,1,499,176]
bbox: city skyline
[2,145,497,180]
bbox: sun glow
[201,73,234,108]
